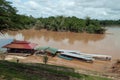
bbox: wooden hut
[2,40,37,54]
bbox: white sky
[7,0,120,20]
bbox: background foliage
[0,0,120,34]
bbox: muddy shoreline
[4,54,120,80]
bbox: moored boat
[58,49,112,61]
[60,52,94,63]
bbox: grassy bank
[0,60,111,80]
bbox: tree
[0,0,36,31]
[0,0,17,31]
[85,16,91,26]
[43,53,48,64]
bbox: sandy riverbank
[5,54,112,72]
[4,54,120,79]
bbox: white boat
[80,53,112,61]
[58,49,112,61]
[58,49,80,53]
[60,52,94,63]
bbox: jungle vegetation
[0,0,36,31]
[0,0,120,34]
[35,16,106,34]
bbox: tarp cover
[35,46,58,54]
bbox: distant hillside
[0,60,111,80]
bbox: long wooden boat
[60,52,94,63]
[80,53,112,61]
[58,49,112,61]
[58,54,73,60]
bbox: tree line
[100,20,120,26]
[0,0,120,34]
[35,16,105,34]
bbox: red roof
[3,40,37,49]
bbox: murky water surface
[4,26,120,59]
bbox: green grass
[0,60,111,80]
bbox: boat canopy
[61,52,94,61]
[35,46,58,55]
[58,49,80,53]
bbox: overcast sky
[6,0,120,20]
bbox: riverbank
[1,26,120,79]
[5,54,110,72]
[0,60,112,80]
[4,54,120,80]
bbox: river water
[1,26,120,59]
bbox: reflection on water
[7,29,105,44]
[0,33,24,40]
[1,26,120,59]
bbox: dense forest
[0,0,120,34]
[35,16,105,34]
[0,0,36,31]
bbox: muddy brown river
[7,26,120,59]
[1,26,120,72]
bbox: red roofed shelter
[2,40,37,54]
